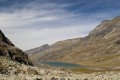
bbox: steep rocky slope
[0,30,33,65]
[33,16,120,69]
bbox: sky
[0,0,120,50]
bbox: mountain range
[1,16,120,80]
[26,16,120,69]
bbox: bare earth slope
[33,16,120,69]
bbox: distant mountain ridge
[25,44,49,55]
[25,44,49,61]
[27,16,120,69]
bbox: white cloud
[0,2,103,50]
[2,23,98,50]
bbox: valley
[1,16,120,80]
[27,16,120,70]
[1,0,120,79]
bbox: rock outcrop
[0,30,14,46]
[0,30,33,66]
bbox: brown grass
[71,68,120,74]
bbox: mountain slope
[25,44,49,61]
[33,38,82,61]
[0,30,33,65]
[25,44,49,55]
[33,16,120,69]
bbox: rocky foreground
[0,57,120,80]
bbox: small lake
[41,61,87,68]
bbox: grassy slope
[56,17,120,69]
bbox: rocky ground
[0,57,120,80]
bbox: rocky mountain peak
[41,44,49,49]
[89,17,120,37]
